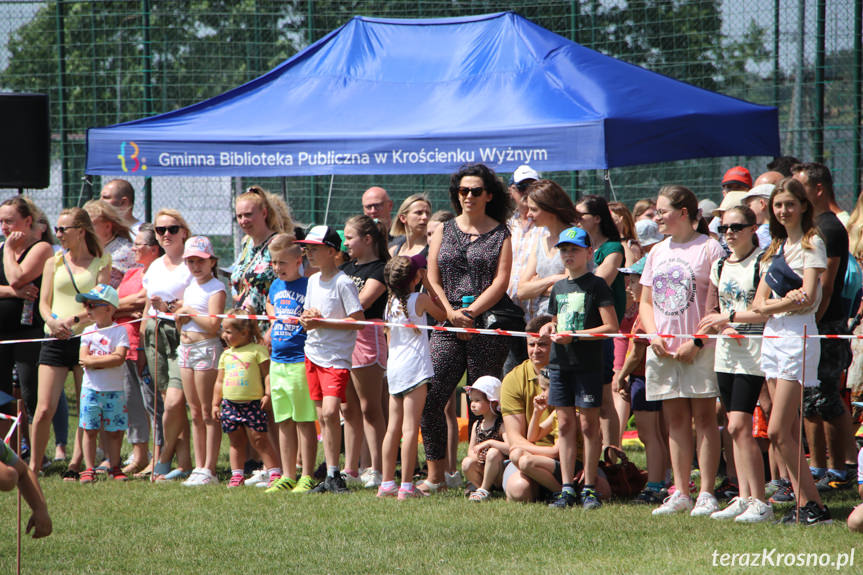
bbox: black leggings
[421,331,508,461]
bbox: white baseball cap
[510,165,540,186]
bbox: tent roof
[86,11,778,177]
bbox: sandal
[122,459,149,476]
[416,479,446,496]
[79,468,96,484]
[469,488,490,502]
[62,468,80,482]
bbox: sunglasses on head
[717,223,751,234]
[155,225,181,236]
[457,186,485,197]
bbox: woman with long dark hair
[421,163,512,494]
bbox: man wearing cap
[707,166,753,238]
[504,165,543,374]
[742,183,774,249]
[793,162,856,492]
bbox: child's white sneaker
[734,498,774,523]
[710,496,748,520]
[652,490,692,516]
[363,470,382,488]
[690,492,720,517]
[244,468,268,487]
[183,468,206,486]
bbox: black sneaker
[548,490,579,509]
[713,477,739,501]
[632,488,663,505]
[780,501,832,526]
[581,487,602,510]
[815,470,853,493]
[769,480,795,504]
[329,474,350,494]
[311,477,330,493]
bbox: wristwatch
[693,338,704,348]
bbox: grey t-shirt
[547,272,614,372]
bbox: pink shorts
[305,358,350,402]
[351,324,387,369]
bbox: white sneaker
[734,498,774,523]
[183,468,206,486]
[359,467,375,483]
[445,471,463,489]
[362,469,382,488]
[690,492,720,517]
[652,490,693,516]
[710,496,749,520]
[244,468,268,487]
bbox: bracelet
[728,310,736,323]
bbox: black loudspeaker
[0,93,50,189]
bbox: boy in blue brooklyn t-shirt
[540,227,618,510]
[264,234,317,494]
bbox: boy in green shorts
[264,234,317,493]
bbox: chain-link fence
[1,1,860,261]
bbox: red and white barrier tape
[0,317,145,345]
[153,311,862,340]
[2,412,20,444]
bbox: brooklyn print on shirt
[651,257,696,317]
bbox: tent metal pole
[603,169,617,201]
[323,174,334,225]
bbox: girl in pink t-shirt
[639,185,723,518]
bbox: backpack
[841,254,862,318]
[715,250,763,297]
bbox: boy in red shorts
[297,226,364,494]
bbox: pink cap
[183,236,215,259]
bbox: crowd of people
[3,158,863,534]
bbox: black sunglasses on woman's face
[155,225,181,236]
[457,186,485,197]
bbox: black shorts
[38,337,81,369]
[602,339,614,385]
[716,372,764,414]
[548,368,603,409]
[629,375,662,412]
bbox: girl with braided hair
[377,254,446,499]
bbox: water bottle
[461,295,475,308]
[20,298,34,326]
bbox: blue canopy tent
[86,11,779,177]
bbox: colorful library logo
[117,141,147,173]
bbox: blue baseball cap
[554,227,590,249]
[75,283,119,308]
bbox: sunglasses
[83,301,109,309]
[457,186,485,197]
[54,225,80,234]
[155,225,181,236]
[717,223,751,234]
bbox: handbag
[477,294,526,331]
[597,445,647,498]
[764,242,802,297]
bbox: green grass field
[3,388,863,574]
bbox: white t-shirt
[710,250,764,376]
[181,276,226,333]
[304,271,363,369]
[766,235,827,316]
[81,323,129,392]
[385,293,434,395]
[142,256,192,317]
[641,234,724,353]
